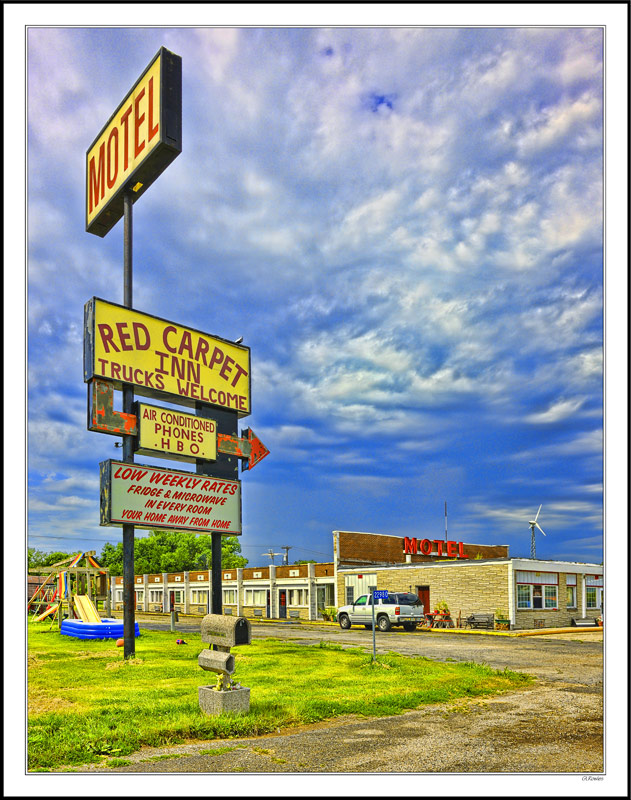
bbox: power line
[28,536,115,544]
[239,545,332,558]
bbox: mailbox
[198,613,252,715]
[198,649,235,675]
[200,614,251,650]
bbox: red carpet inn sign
[84,297,251,415]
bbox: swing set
[28,551,111,630]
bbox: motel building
[111,531,603,630]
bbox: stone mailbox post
[198,613,251,715]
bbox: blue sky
[19,19,620,569]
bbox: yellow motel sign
[86,47,182,237]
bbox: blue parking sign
[373,590,389,600]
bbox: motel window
[516,572,558,610]
[134,590,144,603]
[544,586,557,608]
[517,585,531,609]
[245,589,266,606]
[191,590,208,605]
[288,589,307,606]
[223,589,237,605]
[345,586,354,605]
[172,590,183,603]
[566,574,577,608]
[586,587,602,609]
[149,590,162,603]
[585,575,603,609]
[116,590,123,602]
[517,585,558,610]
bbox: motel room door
[417,586,430,615]
[278,590,287,618]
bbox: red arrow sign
[217,428,269,471]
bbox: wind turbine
[261,549,283,565]
[528,505,547,558]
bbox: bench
[571,617,598,627]
[465,613,495,630]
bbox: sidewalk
[127,611,602,637]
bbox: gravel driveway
[75,619,603,775]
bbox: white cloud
[42,474,99,494]
[470,499,602,528]
[511,429,603,463]
[337,188,401,245]
[193,28,240,84]
[59,495,93,508]
[334,474,404,497]
[516,93,601,156]
[525,398,586,424]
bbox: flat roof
[339,557,603,573]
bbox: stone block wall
[337,562,510,623]
[377,562,510,620]
[242,605,267,618]
[286,607,310,619]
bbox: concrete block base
[199,685,251,715]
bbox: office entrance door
[417,586,430,614]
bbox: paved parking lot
[80,618,603,774]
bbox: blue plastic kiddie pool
[60,618,140,639]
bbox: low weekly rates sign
[101,460,242,534]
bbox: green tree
[99,531,247,576]
[28,548,49,570]
[43,551,75,567]
[99,542,123,575]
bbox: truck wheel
[338,614,351,630]
[403,622,417,631]
[377,615,391,632]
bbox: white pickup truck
[337,592,424,632]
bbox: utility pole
[444,500,448,543]
[281,546,292,565]
[262,549,282,565]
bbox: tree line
[28,530,248,576]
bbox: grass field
[27,622,531,771]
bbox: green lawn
[27,622,531,770]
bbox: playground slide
[35,603,59,622]
[74,595,101,624]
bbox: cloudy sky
[18,12,622,570]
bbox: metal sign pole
[371,590,389,662]
[196,405,239,614]
[372,594,376,662]
[122,191,136,659]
